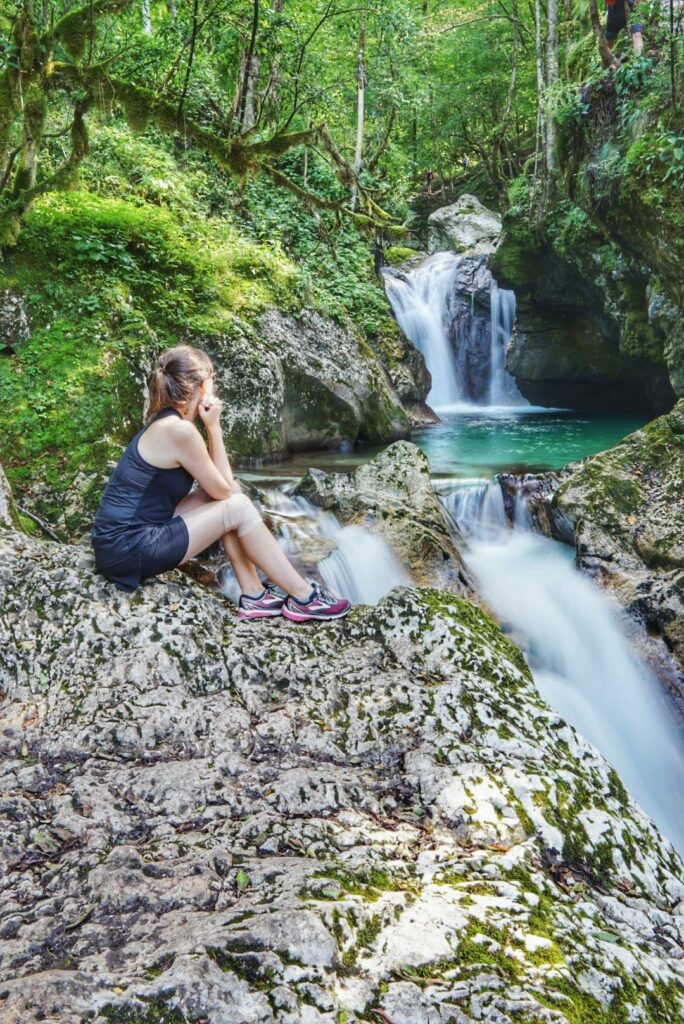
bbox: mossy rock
[383,246,418,267]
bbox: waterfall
[382,252,527,411]
[440,480,684,856]
[439,479,506,538]
[489,282,524,405]
[220,488,410,606]
[381,253,462,409]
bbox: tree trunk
[546,0,558,177]
[428,84,447,200]
[350,12,366,211]
[236,0,260,132]
[670,0,678,109]
[533,0,545,180]
[141,0,152,34]
[303,116,310,186]
[257,0,284,125]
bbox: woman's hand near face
[199,394,223,430]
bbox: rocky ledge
[2,492,684,1022]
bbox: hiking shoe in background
[282,581,351,622]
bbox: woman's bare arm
[171,420,233,500]
[206,422,234,488]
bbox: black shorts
[93,517,190,592]
[606,1,642,40]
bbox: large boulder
[1,523,684,1023]
[254,308,410,455]
[427,195,502,256]
[295,440,471,592]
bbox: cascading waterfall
[382,252,526,410]
[440,479,684,856]
[381,253,463,409]
[489,282,524,405]
[439,479,506,537]
[220,488,410,606]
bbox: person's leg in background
[605,0,624,50]
[630,21,643,55]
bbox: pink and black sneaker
[282,581,351,623]
[238,583,285,620]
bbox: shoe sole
[238,608,283,619]
[281,605,350,622]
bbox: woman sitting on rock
[91,345,350,622]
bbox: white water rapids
[221,488,410,607]
[441,481,684,856]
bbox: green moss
[311,865,419,902]
[566,31,600,80]
[383,246,417,267]
[55,7,92,61]
[99,998,189,1023]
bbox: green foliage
[545,199,593,257]
[0,184,304,525]
[383,246,417,266]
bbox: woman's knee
[220,493,262,536]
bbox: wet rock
[428,195,502,256]
[369,319,438,427]
[295,440,472,592]
[498,468,576,543]
[492,205,676,414]
[1,517,684,1023]
[185,307,410,462]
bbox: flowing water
[220,488,409,607]
[381,253,463,408]
[440,481,684,855]
[489,282,523,406]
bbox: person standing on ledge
[91,345,351,623]
[605,0,644,56]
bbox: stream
[239,252,684,856]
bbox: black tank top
[92,408,193,562]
